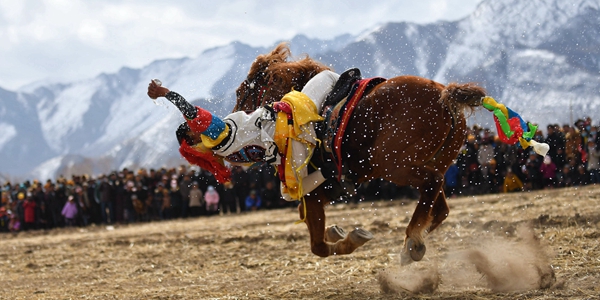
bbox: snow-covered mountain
[1,0,599,182]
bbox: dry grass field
[1,185,599,299]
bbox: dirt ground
[1,185,599,299]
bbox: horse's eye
[249,82,255,89]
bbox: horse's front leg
[400,165,445,264]
[300,187,374,257]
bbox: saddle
[322,68,362,109]
[313,69,386,198]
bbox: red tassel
[179,140,231,183]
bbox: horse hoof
[326,225,347,242]
[406,237,427,262]
[348,228,374,246]
[400,249,413,266]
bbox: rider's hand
[147,80,170,99]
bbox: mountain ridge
[1,0,598,182]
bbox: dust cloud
[378,223,558,295]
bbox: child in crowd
[503,167,524,193]
[61,196,78,227]
[245,190,262,211]
[204,186,220,215]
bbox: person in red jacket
[22,192,37,231]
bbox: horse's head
[233,43,331,112]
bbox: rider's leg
[301,70,340,113]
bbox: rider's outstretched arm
[147,81,228,147]
[165,91,198,120]
[147,80,197,119]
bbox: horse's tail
[439,83,487,116]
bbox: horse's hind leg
[428,189,449,233]
[300,189,374,257]
[298,193,329,257]
[325,225,347,243]
[400,165,445,264]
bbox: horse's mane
[247,43,331,89]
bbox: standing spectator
[232,166,250,211]
[74,185,90,226]
[54,180,68,227]
[260,164,279,193]
[524,152,543,190]
[169,177,182,218]
[0,206,9,232]
[444,160,460,198]
[135,179,150,221]
[220,181,238,214]
[556,164,572,188]
[245,190,262,211]
[247,166,264,195]
[84,178,101,225]
[1,191,9,209]
[178,174,193,218]
[32,183,48,229]
[113,173,126,223]
[22,193,36,231]
[575,119,590,143]
[545,124,565,163]
[61,195,78,227]
[9,212,20,232]
[261,181,281,209]
[591,126,599,145]
[540,155,557,189]
[204,186,220,215]
[44,183,60,228]
[123,180,136,224]
[12,191,25,228]
[477,134,495,193]
[188,182,204,217]
[565,158,580,186]
[151,183,165,220]
[464,134,481,194]
[131,194,147,222]
[161,184,172,220]
[488,159,503,193]
[565,126,583,163]
[177,165,188,182]
[586,140,600,184]
[148,169,160,191]
[196,168,217,193]
[98,175,115,224]
[573,165,588,186]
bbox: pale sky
[0,0,482,91]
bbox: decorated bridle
[236,71,271,112]
[235,67,314,112]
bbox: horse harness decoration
[238,72,271,112]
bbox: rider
[147,71,340,201]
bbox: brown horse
[234,43,486,264]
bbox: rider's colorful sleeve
[186,106,229,148]
[165,91,229,149]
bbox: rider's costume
[167,71,340,201]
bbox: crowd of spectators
[0,163,290,233]
[446,117,600,197]
[1,117,599,233]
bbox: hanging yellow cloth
[274,90,324,201]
